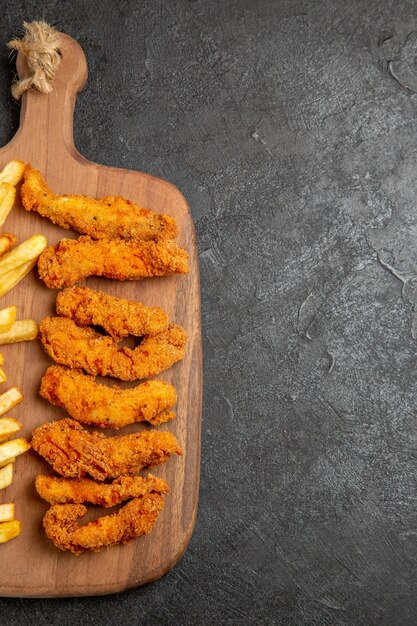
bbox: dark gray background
[1,0,417,624]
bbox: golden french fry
[0,352,4,366]
[0,234,17,257]
[0,161,25,186]
[0,503,14,522]
[0,183,15,228]
[0,235,47,278]
[0,387,23,417]
[0,320,38,345]
[0,306,16,334]
[0,258,37,297]
[0,367,6,383]
[0,462,13,489]
[0,417,21,442]
[0,520,20,543]
[0,438,30,466]
[0,457,15,469]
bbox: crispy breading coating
[40,365,177,428]
[37,235,189,289]
[56,286,169,339]
[40,318,187,381]
[21,164,177,241]
[36,473,168,506]
[31,418,182,480]
[43,494,165,554]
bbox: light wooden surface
[0,34,202,597]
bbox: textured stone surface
[1,0,417,623]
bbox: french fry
[0,320,38,344]
[0,234,17,257]
[0,387,23,416]
[0,463,13,489]
[0,520,20,543]
[0,235,47,278]
[0,503,14,522]
[0,347,7,381]
[0,183,15,228]
[0,160,25,186]
[0,457,15,469]
[0,438,30,466]
[0,306,16,333]
[0,417,21,442]
[0,258,37,297]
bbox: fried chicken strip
[40,318,187,381]
[43,494,165,554]
[21,164,177,241]
[56,286,169,339]
[31,418,182,479]
[40,366,177,428]
[38,235,189,289]
[36,473,168,506]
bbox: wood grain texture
[0,33,201,597]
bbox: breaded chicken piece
[38,235,189,289]
[21,164,177,241]
[56,286,169,339]
[40,366,177,428]
[36,473,168,506]
[31,418,182,479]
[43,494,165,554]
[40,318,187,381]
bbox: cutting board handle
[12,33,88,162]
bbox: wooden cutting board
[0,33,202,597]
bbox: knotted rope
[8,21,61,100]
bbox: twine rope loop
[8,21,61,100]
